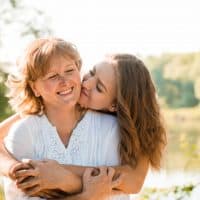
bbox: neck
[44,104,82,145]
[45,105,78,125]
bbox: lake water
[144,170,200,188]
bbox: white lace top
[4,110,130,200]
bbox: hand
[14,159,77,196]
[82,167,121,200]
[33,189,68,199]
[8,161,32,180]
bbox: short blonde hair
[7,37,82,115]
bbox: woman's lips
[81,87,89,97]
[57,87,73,95]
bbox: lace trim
[42,113,88,164]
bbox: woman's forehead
[48,55,75,68]
[95,61,116,89]
[95,60,112,70]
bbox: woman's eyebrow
[65,63,76,67]
[47,64,75,73]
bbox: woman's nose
[57,74,71,86]
[82,77,95,90]
[58,75,67,84]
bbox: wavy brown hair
[7,37,82,115]
[111,54,167,169]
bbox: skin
[11,156,148,199]
[63,167,122,200]
[0,114,21,177]
[0,58,149,199]
[79,61,117,112]
[30,56,82,145]
[14,161,121,200]
[31,56,81,109]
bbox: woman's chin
[78,101,88,109]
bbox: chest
[34,118,106,166]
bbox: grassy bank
[163,107,200,171]
[0,186,4,200]
[139,183,200,200]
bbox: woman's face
[31,56,81,110]
[79,60,117,112]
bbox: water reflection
[144,170,200,188]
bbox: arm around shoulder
[4,116,35,160]
[0,113,20,140]
[1,116,35,177]
[0,114,21,176]
[113,156,149,194]
[104,120,149,194]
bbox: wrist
[60,170,82,193]
[80,191,93,200]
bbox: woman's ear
[108,103,117,112]
[29,81,40,97]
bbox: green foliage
[0,0,52,47]
[0,187,4,200]
[0,69,13,122]
[194,78,200,100]
[164,107,200,171]
[9,0,18,8]
[0,0,52,122]
[164,80,198,108]
[145,52,200,108]
[140,183,199,200]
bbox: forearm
[0,114,20,140]
[61,165,98,192]
[0,114,21,176]
[0,141,19,177]
[62,165,87,177]
[61,192,90,200]
[60,165,89,193]
[59,168,82,194]
[62,156,149,195]
[113,156,149,194]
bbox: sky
[3,0,200,70]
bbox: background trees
[145,53,200,108]
[0,0,52,120]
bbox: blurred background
[0,0,199,199]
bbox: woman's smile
[57,87,74,96]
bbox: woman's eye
[65,69,74,74]
[89,70,95,76]
[96,84,102,93]
[48,74,58,80]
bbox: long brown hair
[6,37,82,115]
[111,54,167,169]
